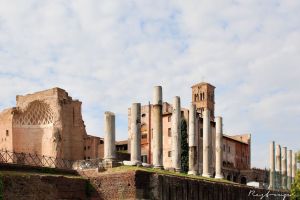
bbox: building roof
[116,140,128,145]
[191,82,215,88]
[223,134,251,145]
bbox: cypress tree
[181,119,189,173]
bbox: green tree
[291,171,300,200]
[181,119,189,173]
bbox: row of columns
[269,141,297,190]
[103,86,224,180]
[189,105,223,178]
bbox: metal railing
[0,150,73,169]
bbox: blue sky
[0,1,299,168]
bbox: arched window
[241,177,247,184]
[227,174,231,181]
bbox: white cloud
[0,0,299,168]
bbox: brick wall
[84,170,290,200]
[2,174,90,200]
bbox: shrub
[291,171,300,200]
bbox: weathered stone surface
[202,108,212,178]
[80,170,291,200]
[275,144,282,189]
[171,96,181,172]
[2,174,91,200]
[130,103,141,163]
[269,141,275,189]
[152,86,163,169]
[123,160,139,166]
[282,147,287,190]
[287,149,292,190]
[215,116,223,179]
[104,111,116,162]
[142,163,152,168]
[0,88,103,163]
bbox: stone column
[269,141,275,190]
[281,147,287,190]
[153,86,163,169]
[171,96,181,172]
[130,103,141,164]
[275,144,282,189]
[188,104,198,175]
[202,108,212,178]
[104,112,116,167]
[287,150,292,190]
[215,116,224,179]
[292,152,297,184]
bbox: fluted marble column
[130,103,141,163]
[188,104,197,175]
[269,141,275,190]
[281,147,287,190]
[104,112,116,161]
[215,116,224,179]
[153,86,163,169]
[275,144,282,189]
[202,108,212,178]
[171,96,181,172]
[287,150,292,190]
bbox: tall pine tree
[181,119,189,173]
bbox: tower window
[168,151,172,157]
[168,128,171,137]
[200,128,203,137]
[168,116,171,122]
[6,130,9,136]
[142,134,147,139]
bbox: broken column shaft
[152,86,163,169]
[281,147,287,190]
[269,141,275,190]
[104,112,116,167]
[215,116,224,179]
[171,96,181,172]
[188,104,198,175]
[275,144,282,189]
[202,108,212,178]
[130,103,141,163]
[287,150,292,190]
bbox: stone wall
[85,170,290,200]
[1,168,290,200]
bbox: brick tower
[191,82,215,120]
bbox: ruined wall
[61,98,85,161]
[12,90,59,158]
[223,137,237,169]
[84,135,102,159]
[1,174,90,200]
[0,108,14,151]
[0,87,87,161]
[85,170,289,200]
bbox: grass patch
[108,166,235,184]
[0,175,3,200]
